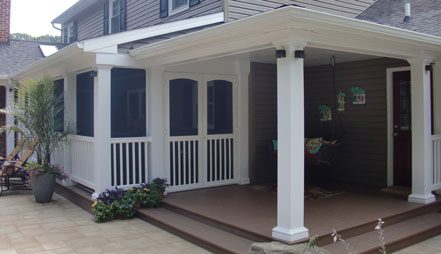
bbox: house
[8,0,441,252]
[0,0,63,158]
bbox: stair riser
[136,211,241,254]
[360,224,441,254]
[163,202,272,243]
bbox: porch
[9,5,441,247]
[139,184,441,253]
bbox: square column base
[272,226,309,244]
[408,194,436,204]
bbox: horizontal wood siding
[228,0,377,21]
[77,1,103,41]
[249,58,408,186]
[126,0,223,31]
[69,0,223,41]
[305,58,408,186]
[249,62,277,184]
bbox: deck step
[322,212,441,254]
[316,198,441,246]
[162,201,272,243]
[137,208,254,254]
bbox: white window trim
[64,21,75,43]
[168,0,189,16]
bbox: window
[160,0,200,18]
[62,21,77,43]
[111,68,146,138]
[76,72,94,137]
[104,0,126,35]
[169,0,189,14]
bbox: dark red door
[393,71,412,187]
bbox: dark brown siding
[249,58,409,186]
[228,0,377,21]
[305,58,408,186]
[69,0,224,41]
[249,62,277,184]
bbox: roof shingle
[0,40,45,76]
[357,0,441,37]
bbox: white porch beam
[433,61,441,134]
[272,40,309,243]
[408,58,436,204]
[93,65,113,197]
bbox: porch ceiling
[130,6,441,67]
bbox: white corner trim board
[82,12,225,53]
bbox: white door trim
[386,66,411,187]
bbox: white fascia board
[82,12,224,53]
[11,43,83,80]
[130,6,441,60]
[0,75,8,80]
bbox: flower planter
[30,173,55,203]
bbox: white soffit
[81,12,224,53]
[39,45,59,57]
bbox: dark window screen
[207,80,233,135]
[76,72,94,137]
[111,68,146,138]
[170,79,198,136]
[54,79,64,132]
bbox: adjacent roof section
[0,40,64,76]
[357,0,441,37]
[228,0,378,20]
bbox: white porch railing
[111,137,151,188]
[206,134,235,186]
[432,134,441,191]
[69,135,95,189]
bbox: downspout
[404,1,411,22]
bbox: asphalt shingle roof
[357,0,441,37]
[0,40,46,76]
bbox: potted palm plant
[0,76,74,203]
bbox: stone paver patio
[0,192,211,254]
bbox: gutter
[11,42,83,80]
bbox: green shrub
[113,195,137,219]
[92,200,114,223]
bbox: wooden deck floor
[163,185,432,242]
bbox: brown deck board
[164,185,430,241]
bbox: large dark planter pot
[30,173,55,203]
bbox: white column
[236,58,250,185]
[272,41,309,243]
[433,60,441,134]
[149,67,165,180]
[93,66,113,198]
[62,73,76,186]
[408,58,436,204]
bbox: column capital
[95,64,113,71]
[406,57,434,66]
[272,38,308,54]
